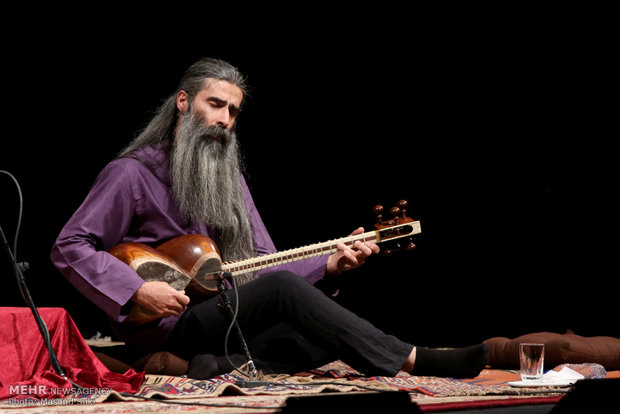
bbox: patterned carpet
[0,360,578,413]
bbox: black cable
[1,170,22,257]
[222,272,247,377]
[221,273,260,380]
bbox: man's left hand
[326,227,380,275]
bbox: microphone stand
[0,223,67,379]
[215,271,269,387]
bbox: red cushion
[484,331,620,370]
[0,307,144,400]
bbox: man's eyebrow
[207,96,242,113]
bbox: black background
[1,10,616,350]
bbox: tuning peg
[382,242,401,256]
[405,238,416,251]
[397,200,408,219]
[389,206,400,222]
[373,205,384,224]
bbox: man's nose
[214,110,231,130]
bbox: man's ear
[176,90,190,112]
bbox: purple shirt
[51,143,329,347]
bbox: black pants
[164,271,413,376]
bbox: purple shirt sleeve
[51,160,147,322]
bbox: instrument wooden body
[109,204,421,325]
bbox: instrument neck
[222,230,376,276]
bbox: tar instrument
[109,200,421,325]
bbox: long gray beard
[170,111,255,284]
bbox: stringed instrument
[109,200,421,325]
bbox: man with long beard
[51,58,487,379]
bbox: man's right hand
[131,281,190,318]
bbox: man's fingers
[338,242,360,265]
[175,290,191,306]
[353,240,372,256]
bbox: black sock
[411,343,488,378]
[187,354,220,380]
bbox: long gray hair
[119,58,255,284]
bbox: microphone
[216,271,234,282]
[197,271,234,284]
